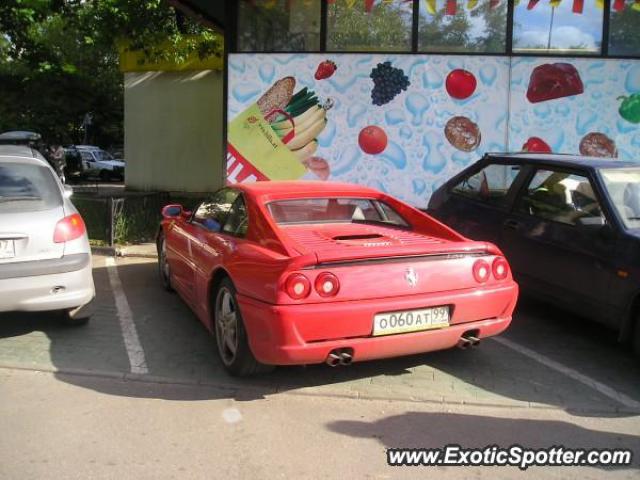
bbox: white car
[75,145,125,181]
[0,145,95,324]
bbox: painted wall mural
[509,57,640,160]
[227,53,640,208]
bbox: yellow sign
[119,35,223,73]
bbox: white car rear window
[0,162,62,213]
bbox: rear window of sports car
[267,198,409,227]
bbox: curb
[91,246,117,257]
[2,364,638,415]
[90,246,157,259]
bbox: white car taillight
[53,214,86,243]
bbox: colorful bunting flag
[446,0,457,15]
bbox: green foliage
[0,0,221,147]
[419,2,507,53]
[609,8,640,57]
[328,1,412,51]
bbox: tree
[0,0,221,147]
[608,7,640,56]
[419,1,508,53]
[328,1,413,51]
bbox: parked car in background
[0,145,94,324]
[0,131,42,146]
[72,145,125,181]
[157,181,518,376]
[429,152,640,353]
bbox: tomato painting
[445,69,477,100]
[522,137,552,153]
[358,125,388,155]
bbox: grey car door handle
[503,219,520,230]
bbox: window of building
[512,0,604,55]
[237,0,321,52]
[327,0,413,52]
[608,1,640,57]
[452,163,521,205]
[516,169,604,225]
[418,0,508,53]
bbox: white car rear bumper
[0,254,95,312]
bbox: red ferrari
[157,181,518,376]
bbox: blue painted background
[228,53,640,208]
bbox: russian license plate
[0,239,15,259]
[373,306,450,337]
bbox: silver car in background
[0,145,94,324]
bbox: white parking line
[105,257,148,375]
[493,336,640,410]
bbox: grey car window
[0,162,62,213]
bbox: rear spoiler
[291,241,501,269]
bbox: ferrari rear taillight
[492,257,509,280]
[315,272,340,297]
[53,214,86,243]
[285,273,311,299]
[472,259,491,283]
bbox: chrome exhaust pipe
[457,337,471,350]
[339,352,353,366]
[326,353,341,367]
[467,336,481,347]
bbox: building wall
[227,54,640,208]
[124,70,223,193]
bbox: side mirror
[63,185,73,198]
[161,204,183,218]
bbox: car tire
[99,170,111,182]
[158,234,174,292]
[632,312,640,356]
[213,278,274,376]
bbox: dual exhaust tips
[324,333,480,366]
[325,348,353,367]
[458,333,481,350]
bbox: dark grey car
[428,153,640,353]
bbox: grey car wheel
[213,278,274,376]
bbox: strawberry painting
[314,60,337,81]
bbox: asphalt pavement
[1,254,639,479]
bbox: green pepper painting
[618,94,640,124]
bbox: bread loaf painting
[227,76,333,183]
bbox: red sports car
[157,181,518,376]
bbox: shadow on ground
[1,260,640,414]
[327,411,640,471]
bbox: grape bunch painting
[370,62,410,106]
